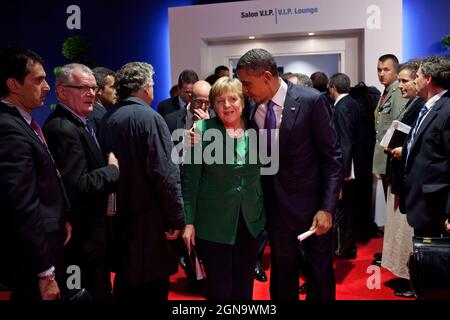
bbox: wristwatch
[39,272,56,282]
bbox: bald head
[189,80,211,114]
[193,80,211,99]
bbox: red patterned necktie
[30,118,48,148]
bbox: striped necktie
[406,104,428,156]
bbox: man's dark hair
[170,84,179,97]
[205,74,219,86]
[0,47,44,97]
[329,73,351,94]
[419,56,450,89]
[178,69,199,88]
[398,60,420,79]
[378,54,400,72]
[214,65,229,76]
[92,67,115,89]
[310,71,329,92]
[236,48,278,76]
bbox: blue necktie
[86,119,100,148]
[407,104,428,156]
[264,100,276,155]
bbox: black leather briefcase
[408,236,450,299]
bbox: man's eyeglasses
[193,99,210,107]
[63,85,99,94]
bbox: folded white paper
[297,228,317,241]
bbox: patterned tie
[85,119,100,148]
[30,118,48,148]
[379,89,388,110]
[407,104,428,155]
[264,100,276,155]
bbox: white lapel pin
[291,107,295,111]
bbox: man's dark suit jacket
[387,97,424,196]
[99,96,185,285]
[163,106,216,134]
[401,91,450,230]
[0,101,68,297]
[43,104,119,262]
[247,82,342,300]
[157,95,182,118]
[87,102,107,136]
[248,83,343,230]
[333,95,360,177]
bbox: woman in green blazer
[182,77,266,300]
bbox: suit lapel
[80,127,106,166]
[0,103,49,151]
[280,87,301,133]
[246,99,258,129]
[177,108,187,129]
[56,105,106,166]
[378,89,393,110]
[0,103,69,208]
[407,96,446,168]
[278,88,301,153]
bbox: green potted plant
[62,36,93,64]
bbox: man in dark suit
[43,63,120,300]
[99,62,185,300]
[157,69,198,117]
[164,79,213,294]
[87,67,117,135]
[328,73,361,259]
[237,48,343,300]
[164,80,213,134]
[0,47,69,300]
[402,56,450,237]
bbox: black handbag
[408,236,450,299]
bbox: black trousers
[196,215,260,300]
[64,242,112,300]
[76,259,112,300]
[334,180,357,255]
[256,229,268,266]
[268,210,335,301]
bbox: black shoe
[335,247,357,260]
[254,266,267,282]
[187,279,205,295]
[371,258,381,266]
[373,252,382,260]
[394,290,415,298]
[179,256,187,270]
[299,282,308,294]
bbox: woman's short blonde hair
[209,76,244,109]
